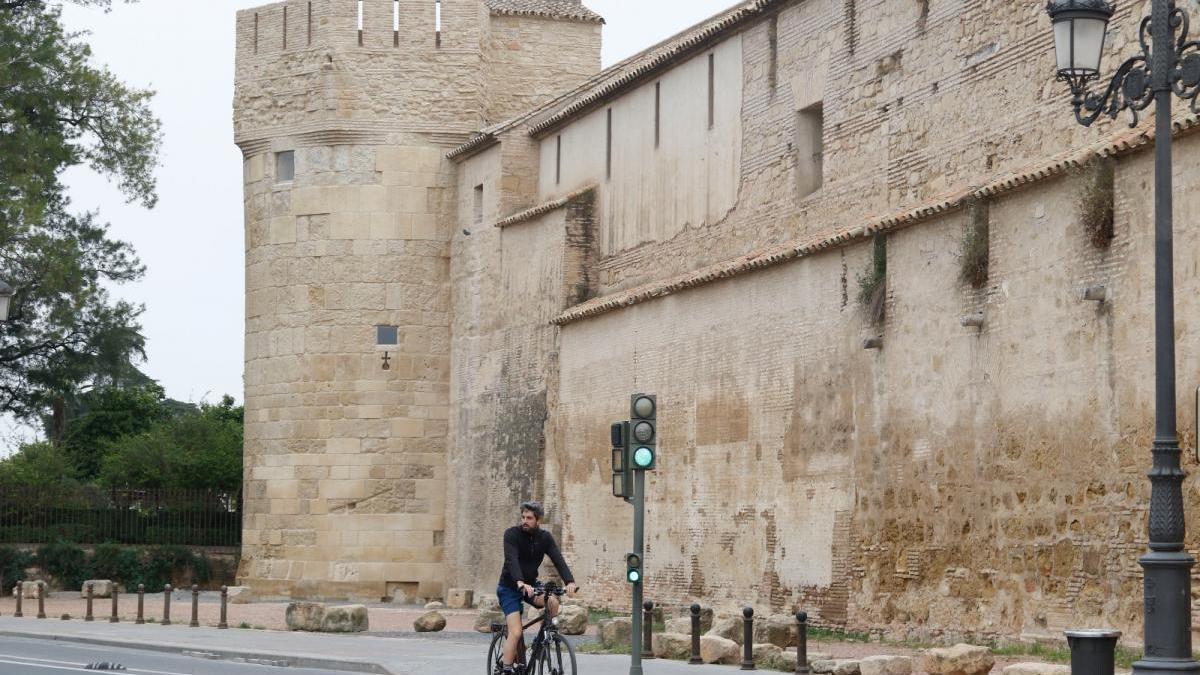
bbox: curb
[0,628,394,674]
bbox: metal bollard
[85,583,94,622]
[14,581,22,618]
[1065,629,1119,675]
[219,586,228,629]
[795,611,809,674]
[642,600,655,659]
[136,584,144,624]
[162,584,172,626]
[689,603,703,665]
[110,585,119,623]
[36,582,46,619]
[189,584,199,627]
[741,607,755,670]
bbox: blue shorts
[497,584,536,617]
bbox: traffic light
[625,552,642,583]
[611,421,630,499]
[629,394,657,470]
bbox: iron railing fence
[0,486,241,547]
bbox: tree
[0,0,160,424]
[59,383,172,480]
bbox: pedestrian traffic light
[611,421,630,499]
[629,394,656,470]
[625,552,642,583]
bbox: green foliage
[35,539,89,590]
[61,384,171,479]
[0,545,33,593]
[30,541,219,592]
[0,441,77,486]
[959,201,990,289]
[0,0,160,423]
[856,234,887,324]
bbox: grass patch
[809,626,871,643]
[588,608,620,624]
[856,234,887,324]
[991,641,1071,664]
[577,641,630,655]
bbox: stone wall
[448,0,1200,644]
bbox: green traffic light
[633,446,654,468]
[627,569,641,583]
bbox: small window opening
[376,325,399,346]
[845,0,858,54]
[605,109,613,181]
[654,82,661,149]
[307,2,312,45]
[917,0,929,33]
[768,16,779,91]
[435,0,443,48]
[276,150,296,183]
[283,5,288,49]
[555,135,562,185]
[253,13,259,54]
[357,0,364,46]
[794,104,824,200]
[394,0,400,46]
[473,185,484,226]
[707,53,716,130]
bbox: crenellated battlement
[235,0,482,61]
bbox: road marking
[0,652,193,675]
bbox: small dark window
[768,16,778,91]
[307,2,312,45]
[605,109,613,180]
[555,135,562,185]
[707,53,716,129]
[276,151,295,183]
[253,13,259,54]
[283,6,288,49]
[377,325,399,346]
[473,184,484,225]
[357,0,364,46]
[794,104,823,200]
[394,0,400,46]
[654,82,661,148]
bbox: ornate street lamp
[1047,1,1200,672]
[0,281,13,322]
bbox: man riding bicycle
[496,501,578,675]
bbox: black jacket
[498,525,575,589]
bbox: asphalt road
[0,636,341,675]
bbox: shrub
[36,540,90,590]
[0,546,34,595]
[856,234,887,324]
[1076,158,1115,249]
[959,201,990,289]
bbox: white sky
[0,0,736,448]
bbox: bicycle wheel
[486,627,506,675]
[539,634,577,675]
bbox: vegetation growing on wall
[1075,158,1115,249]
[0,542,229,595]
[959,200,990,289]
[856,233,887,324]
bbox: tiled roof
[494,186,596,228]
[551,116,1193,326]
[448,0,782,161]
[485,0,604,24]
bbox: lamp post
[1047,1,1200,672]
[0,281,12,322]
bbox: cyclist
[496,500,578,675]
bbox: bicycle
[486,582,578,675]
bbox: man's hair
[520,501,544,520]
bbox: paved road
[0,636,337,675]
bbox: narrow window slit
[435,0,443,48]
[253,12,259,54]
[357,0,364,46]
[708,53,716,129]
[283,6,288,49]
[654,82,661,149]
[605,108,613,180]
[394,0,400,47]
[555,135,562,185]
[768,16,779,90]
[307,1,312,45]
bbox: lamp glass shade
[1051,10,1110,76]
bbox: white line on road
[0,652,195,675]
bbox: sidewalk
[0,616,742,674]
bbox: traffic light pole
[630,468,645,675]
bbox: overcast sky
[2,0,736,447]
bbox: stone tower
[233,0,601,600]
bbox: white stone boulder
[860,654,913,675]
[226,586,254,604]
[599,617,633,649]
[414,610,446,632]
[1002,664,1071,675]
[755,614,795,648]
[665,617,691,635]
[321,604,369,633]
[699,635,740,664]
[557,604,588,635]
[812,659,862,675]
[707,615,744,645]
[753,642,783,666]
[474,607,504,633]
[424,601,444,610]
[447,588,474,609]
[80,580,114,598]
[921,644,995,675]
[285,601,326,631]
[652,632,692,660]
